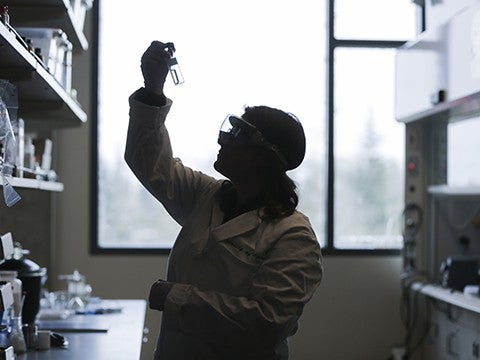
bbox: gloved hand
[141,41,171,95]
[148,279,174,311]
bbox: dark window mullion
[332,39,407,49]
[91,0,100,254]
[326,0,335,250]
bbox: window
[333,48,405,249]
[92,1,422,253]
[93,0,326,252]
[334,0,418,40]
[327,0,420,252]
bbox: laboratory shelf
[0,21,87,126]
[5,0,88,51]
[396,89,480,124]
[411,282,480,314]
[428,185,480,197]
[1,177,64,192]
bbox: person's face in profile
[214,142,262,181]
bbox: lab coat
[125,90,323,360]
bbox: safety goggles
[218,115,288,168]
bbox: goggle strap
[220,115,289,169]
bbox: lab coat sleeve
[124,90,218,225]
[162,223,323,350]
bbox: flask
[165,42,184,85]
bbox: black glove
[148,279,174,311]
[141,41,171,95]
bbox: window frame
[323,0,425,256]
[90,0,425,255]
[89,1,169,255]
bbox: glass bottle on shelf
[9,315,26,354]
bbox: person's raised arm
[125,41,219,226]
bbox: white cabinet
[396,2,480,275]
[395,27,447,122]
[396,3,480,124]
[411,284,480,360]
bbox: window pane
[97,0,326,249]
[334,48,405,249]
[335,0,418,40]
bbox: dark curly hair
[258,152,299,219]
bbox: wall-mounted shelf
[1,177,64,192]
[412,282,480,314]
[0,21,87,126]
[5,0,88,51]
[428,185,480,196]
[397,90,480,124]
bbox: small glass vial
[9,316,26,354]
[165,42,184,85]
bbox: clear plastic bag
[0,80,21,207]
[0,99,16,166]
[0,79,18,125]
[2,171,21,207]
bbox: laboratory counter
[16,299,146,360]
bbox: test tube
[165,43,184,85]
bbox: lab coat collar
[211,208,263,243]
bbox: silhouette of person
[125,40,323,360]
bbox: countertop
[15,299,146,360]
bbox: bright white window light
[97,0,326,248]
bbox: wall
[0,189,52,269]
[51,12,405,360]
[426,0,479,28]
